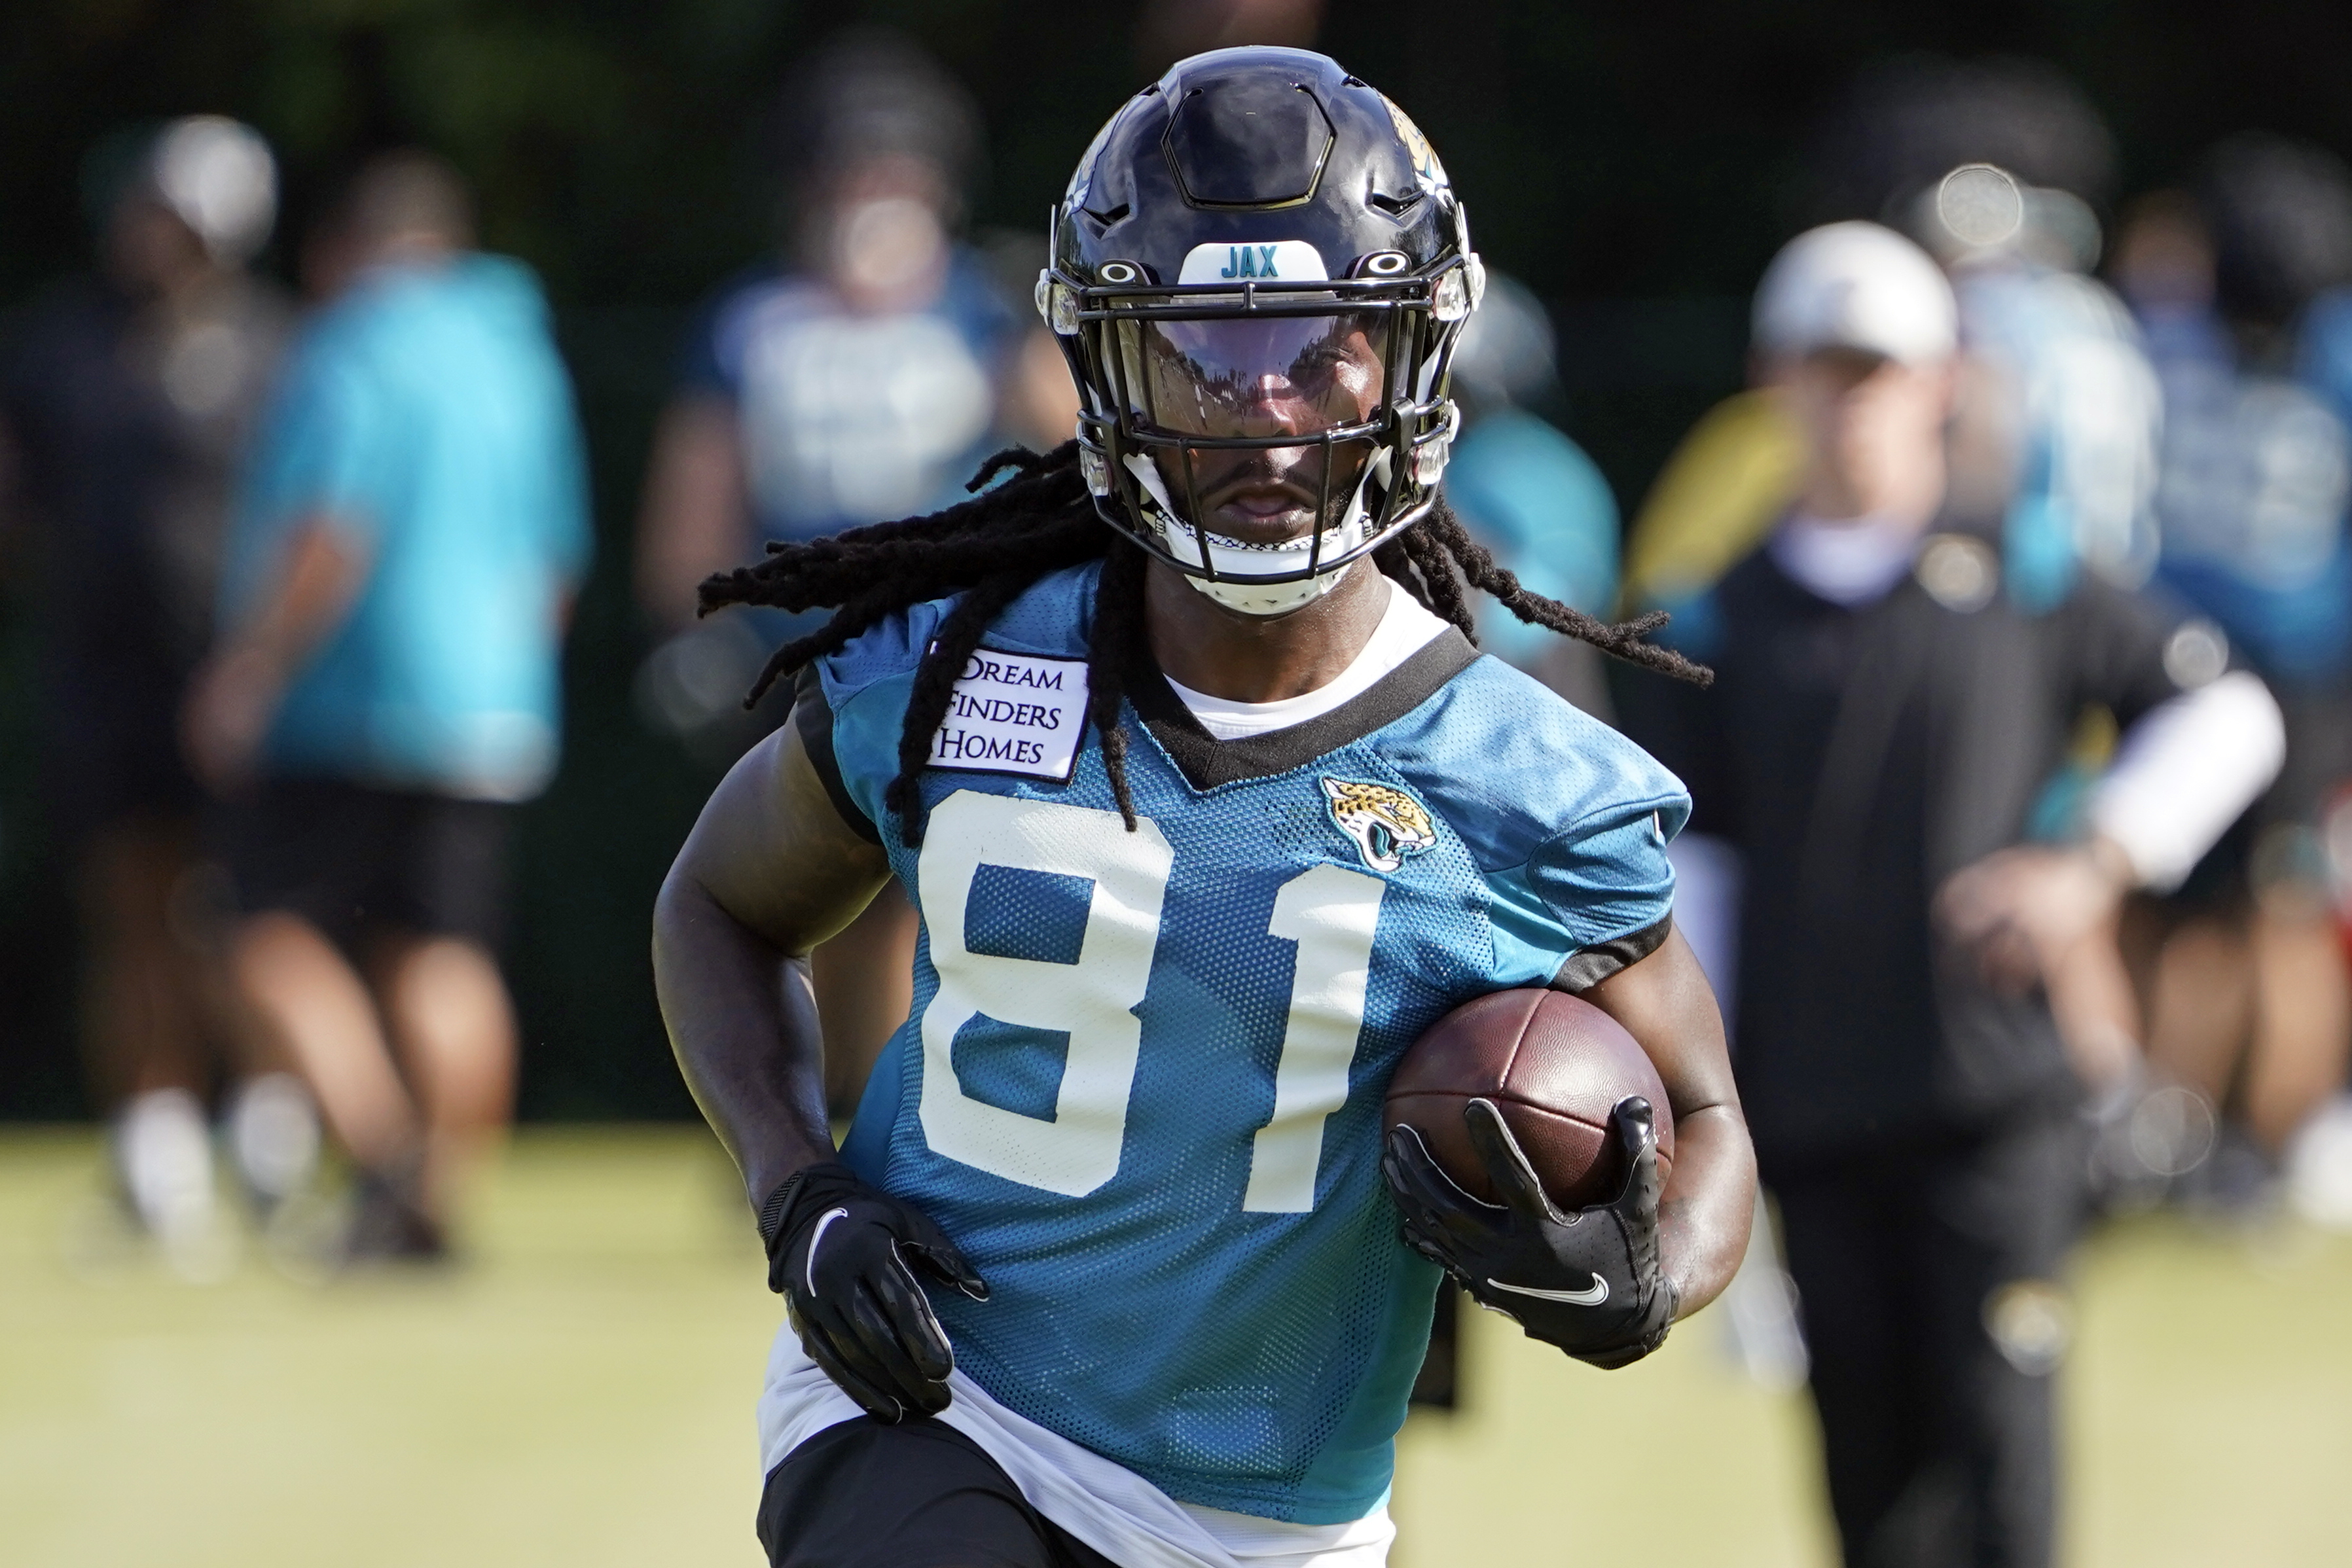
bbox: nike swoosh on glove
[756,1161,988,1421]
[1383,1095,1677,1370]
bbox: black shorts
[757,1417,1121,1568]
[222,778,514,952]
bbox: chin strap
[1121,453,1381,618]
[1187,563,1352,615]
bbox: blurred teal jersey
[223,255,591,800]
[812,562,1686,1523]
[1442,410,1621,666]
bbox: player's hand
[757,1161,988,1421]
[1383,1096,1676,1370]
[181,642,287,796]
[1936,840,2131,995]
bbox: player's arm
[1578,927,1754,1316]
[1383,924,1754,1371]
[655,719,985,1421]
[634,393,749,631]
[183,514,372,793]
[655,720,870,1194]
[1937,596,2283,1010]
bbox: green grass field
[3,1128,2348,1567]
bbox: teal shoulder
[812,561,1103,827]
[814,560,1102,704]
[1386,653,1690,872]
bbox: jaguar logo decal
[1320,777,1438,873]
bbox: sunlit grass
[1397,1196,2352,1567]
[3,1129,2349,1567]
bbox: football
[1383,988,1675,1211]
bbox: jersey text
[928,648,1089,782]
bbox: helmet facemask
[1049,255,1477,615]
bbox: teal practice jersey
[814,562,1688,1523]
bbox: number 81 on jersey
[913,791,1386,1210]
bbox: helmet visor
[1117,311,1390,439]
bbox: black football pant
[1771,1111,2088,1568]
[759,1416,1123,1568]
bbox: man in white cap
[0,117,303,1275]
[1619,221,2285,1567]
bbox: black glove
[1383,1096,1677,1370]
[756,1161,988,1421]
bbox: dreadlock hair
[698,440,1710,846]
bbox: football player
[655,46,1758,1568]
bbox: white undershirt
[1163,579,1451,739]
[758,1330,1395,1567]
[1768,511,1927,607]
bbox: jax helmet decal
[1038,47,1485,615]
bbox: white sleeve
[1666,832,1743,1031]
[2087,670,2287,892]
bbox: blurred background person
[632,31,1015,1116]
[1621,56,2160,622]
[1442,269,1624,717]
[183,152,591,1262]
[2105,136,2352,1192]
[633,29,1009,749]
[0,116,297,1275]
[1826,57,2162,611]
[1620,56,2164,1067]
[1611,59,2172,1395]
[1619,221,2283,1568]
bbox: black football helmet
[1040,47,1484,614]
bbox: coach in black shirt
[1624,222,2283,1568]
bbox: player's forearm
[656,724,899,1202]
[1574,927,1755,1317]
[653,869,837,1204]
[635,396,749,630]
[1655,1101,1755,1315]
[236,513,371,674]
[2089,669,2285,891]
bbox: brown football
[1383,988,1674,1211]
